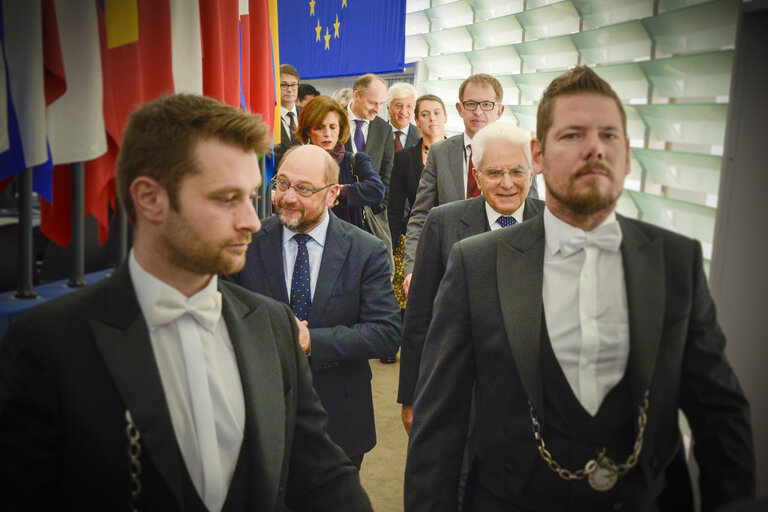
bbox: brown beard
[546,161,619,216]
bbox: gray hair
[387,82,416,104]
[332,88,353,106]
[471,122,532,171]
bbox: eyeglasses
[280,83,299,90]
[270,177,334,197]
[461,100,497,112]
[477,167,531,181]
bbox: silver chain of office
[528,390,649,491]
[126,410,143,512]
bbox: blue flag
[278,0,406,79]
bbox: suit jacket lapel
[619,216,665,406]
[523,197,545,221]
[309,214,350,323]
[256,219,290,304]
[497,215,546,412]
[90,265,185,508]
[220,285,284,510]
[458,197,488,239]
[449,135,465,200]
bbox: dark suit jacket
[402,123,420,149]
[274,106,301,169]
[387,141,424,245]
[345,116,394,210]
[0,264,371,511]
[404,214,754,512]
[397,195,544,406]
[228,212,401,457]
[403,133,540,274]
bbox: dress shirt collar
[281,105,298,118]
[463,132,473,150]
[544,207,620,256]
[129,249,219,332]
[390,123,409,136]
[485,199,526,229]
[281,209,331,248]
[347,105,367,126]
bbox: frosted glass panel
[513,35,579,71]
[641,0,739,55]
[571,0,653,28]
[425,1,475,30]
[467,46,522,75]
[639,51,733,99]
[405,35,430,63]
[468,0,525,21]
[623,106,647,141]
[634,104,728,145]
[625,190,716,243]
[406,12,430,36]
[510,70,561,103]
[420,79,464,105]
[514,1,581,40]
[425,26,474,54]
[632,148,722,195]
[423,53,472,79]
[572,21,652,64]
[468,15,523,48]
[592,63,650,102]
[508,105,538,133]
[527,0,566,7]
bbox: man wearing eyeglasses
[275,64,302,168]
[398,122,543,435]
[402,74,539,297]
[229,144,401,469]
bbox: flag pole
[15,169,37,299]
[67,162,86,287]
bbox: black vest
[505,324,658,512]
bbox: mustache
[574,161,611,178]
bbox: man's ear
[531,139,544,175]
[325,184,341,208]
[130,176,168,225]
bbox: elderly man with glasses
[228,144,401,470]
[402,74,539,299]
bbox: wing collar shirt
[128,249,245,499]
[486,199,526,231]
[282,210,330,298]
[347,105,369,153]
[541,208,630,416]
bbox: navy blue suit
[229,212,401,458]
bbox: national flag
[278,0,406,79]
[199,0,241,106]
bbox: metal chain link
[529,390,649,483]
[125,410,142,512]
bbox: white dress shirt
[347,105,369,153]
[129,250,245,502]
[486,200,526,231]
[541,208,630,416]
[463,132,473,194]
[281,105,298,135]
[282,211,330,298]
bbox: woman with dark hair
[387,94,448,308]
[296,95,384,231]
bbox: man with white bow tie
[405,66,754,512]
[0,94,372,512]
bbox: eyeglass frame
[476,166,532,181]
[461,100,498,112]
[280,82,299,90]
[269,176,336,198]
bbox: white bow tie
[151,286,222,333]
[559,222,622,257]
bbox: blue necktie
[290,234,312,321]
[497,216,517,228]
[354,119,366,152]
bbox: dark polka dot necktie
[497,216,517,228]
[290,234,312,321]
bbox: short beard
[276,205,325,233]
[546,161,619,216]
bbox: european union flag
[278,0,406,79]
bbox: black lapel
[220,284,284,510]
[90,265,185,508]
[309,214,350,324]
[523,197,545,221]
[618,216,666,406]
[255,218,290,304]
[497,215,546,412]
[458,197,489,239]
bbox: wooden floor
[360,357,409,511]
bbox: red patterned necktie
[466,144,480,198]
[394,130,404,152]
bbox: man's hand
[403,273,413,297]
[295,317,311,354]
[402,405,414,435]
